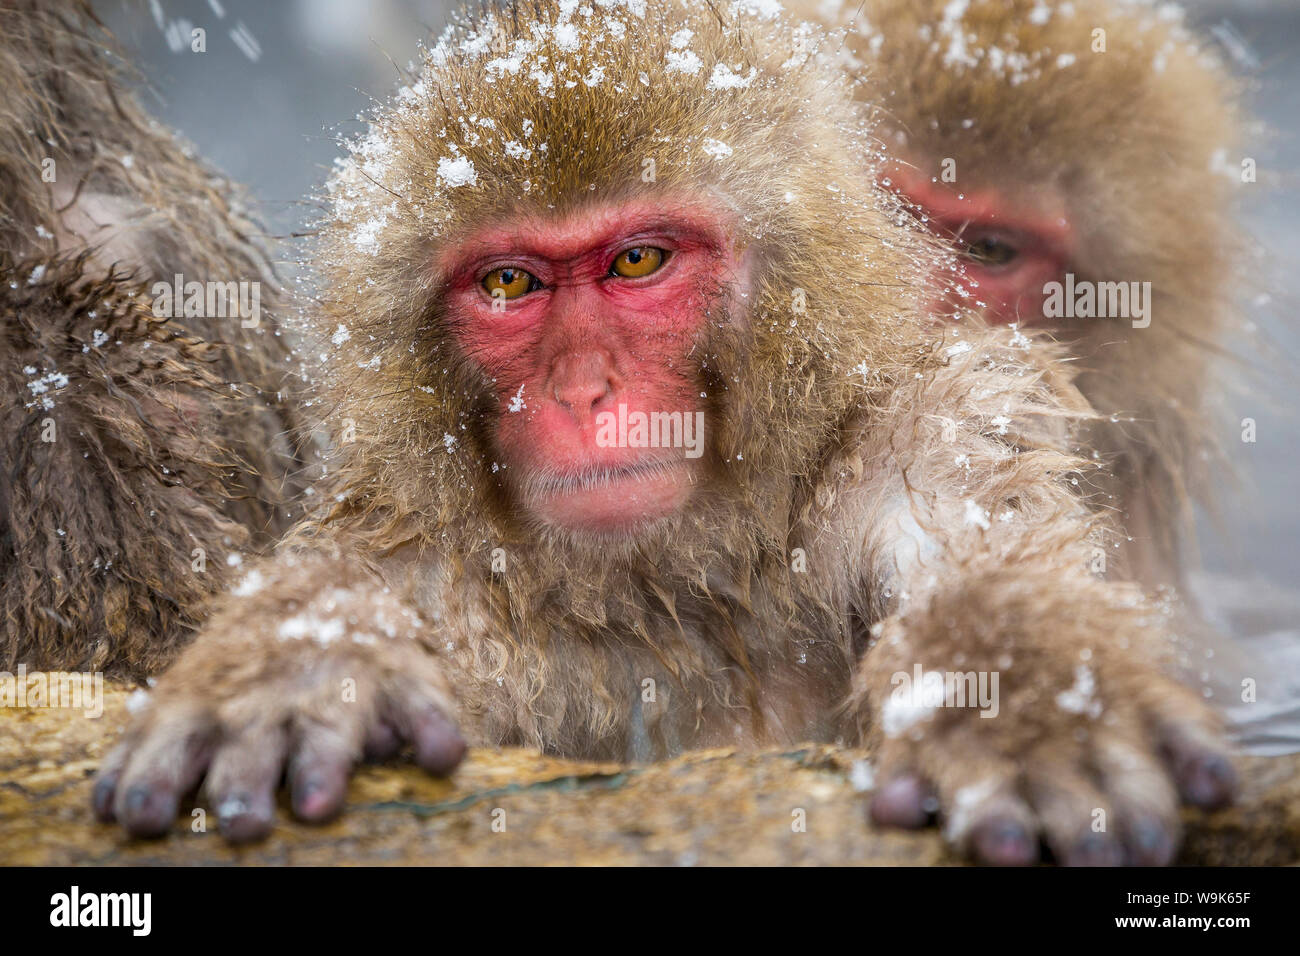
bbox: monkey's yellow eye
[962,236,1018,267]
[482,267,537,300]
[610,247,665,278]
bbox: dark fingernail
[1126,818,1175,867]
[414,713,467,776]
[869,776,932,829]
[92,775,119,823]
[1180,754,1237,811]
[1066,833,1122,867]
[972,818,1038,866]
[216,792,273,844]
[121,784,177,839]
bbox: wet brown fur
[0,1,305,675]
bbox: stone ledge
[2,688,1295,865]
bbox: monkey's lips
[521,456,697,534]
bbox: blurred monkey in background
[793,0,1247,595]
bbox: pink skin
[438,199,745,535]
[882,162,1074,326]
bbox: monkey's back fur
[1,256,257,674]
[0,1,305,675]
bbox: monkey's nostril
[548,351,618,415]
[552,377,612,413]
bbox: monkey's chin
[525,459,696,536]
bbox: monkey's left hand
[855,573,1237,866]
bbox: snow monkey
[0,1,304,676]
[94,0,1236,865]
[793,0,1246,593]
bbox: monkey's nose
[549,352,616,419]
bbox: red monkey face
[883,161,1073,326]
[440,198,745,536]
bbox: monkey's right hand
[92,558,465,843]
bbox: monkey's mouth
[520,456,697,534]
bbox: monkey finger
[1175,749,1237,811]
[409,706,467,776]
[1137,686,1237,810]
[1137,689,1237,810]
[1155,720,1237,811]
[879,737,1041,864]
[867,738,942,829]
[928,769,1039,865]
[1091,736,1180,866]
[112,716,216,838]
[92,741,135,823]
[384,681,466,776]
[1025,766,1122,867]
[870,741,1041,864]
[288,721,362,823]
[967,811,1040,867]
[868,773,936,829]
[953,788,1040,867]
[205,723,290,844]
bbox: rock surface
[2,687,1296,865]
